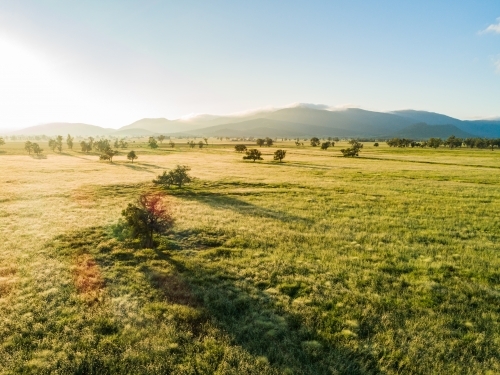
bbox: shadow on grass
[46,226,377,374]
[59,151,94,160]
[150,255,370,374]
[267,161,341,171]
[119,163,156,173]
[171,189,312,225]
[88,228,372,374]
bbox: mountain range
[5,105,500,139]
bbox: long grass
[0,141,499,374]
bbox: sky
[0,0,499,130]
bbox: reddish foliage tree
[122,193,174,248]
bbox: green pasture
[0,140,498,374]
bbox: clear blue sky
[0,0,499,130]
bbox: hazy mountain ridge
[9,123,115,137]
[6,107,500,138]
[390,123,474,139]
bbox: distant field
[0,140,499,374]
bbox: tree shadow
[119,163,156,173]
[113,162,164,173]
[59,152,91,160]
[54,225,375,374]
[30,154,48,159]
[142,252,372,374]
[172,189,312,225]
[272,162,336,171]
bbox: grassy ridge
[0,142,499,374]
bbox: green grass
[0,141,499,374]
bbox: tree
[94,139,110,152]
[121,193,174,248]
[203,137,208,145]
[235,144,247,152]
[66,134,74,150]
[168,141,176,148]
[153,165,192,188]
[158,135,165,144]
[464,138,476,148]
[80,141,92,153]
[99,149,118,162]
[273,149,286,162]
[127,150,138,163]
[48,139,57,151]
[32,143,43,156]
[340,140,363,157]
[55,135,63,152]
[487,138,500,151]
[374,142,379,147]
[320,141,331,150]
[427,138,442,149]
[243,149,263,162]
[25,141,33,155]
[310,137,320,147]
[119,139,128,148]
[148,137,158,149]
[265,137,273,147]
[444,135,462,149]
[0,137,4,147]
[198,141,204,148]
[256,138,265,147]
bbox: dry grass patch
[0,266,17,298]
[72,254,105,304]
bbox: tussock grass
[0,141,499,374]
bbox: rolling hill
[6,107,500,138]
[390,123,474,139]
[179,118,354,138]
[119,118,201,134]
[9,123,114,137]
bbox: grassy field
[0,140,499,374]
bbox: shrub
[320,142,331,150]
[243,149,263,162]
[340,140,363,157]
[148,137,158,149]
[121,193,174,248]
[153,165,192,188]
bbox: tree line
[386,136,500,150]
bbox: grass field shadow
[87,232,371,374]
[155,255,370,374]
[30,154,47,159]
[173,189,311,224]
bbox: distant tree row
[387,136,500,150]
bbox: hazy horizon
[1,1,499,131]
